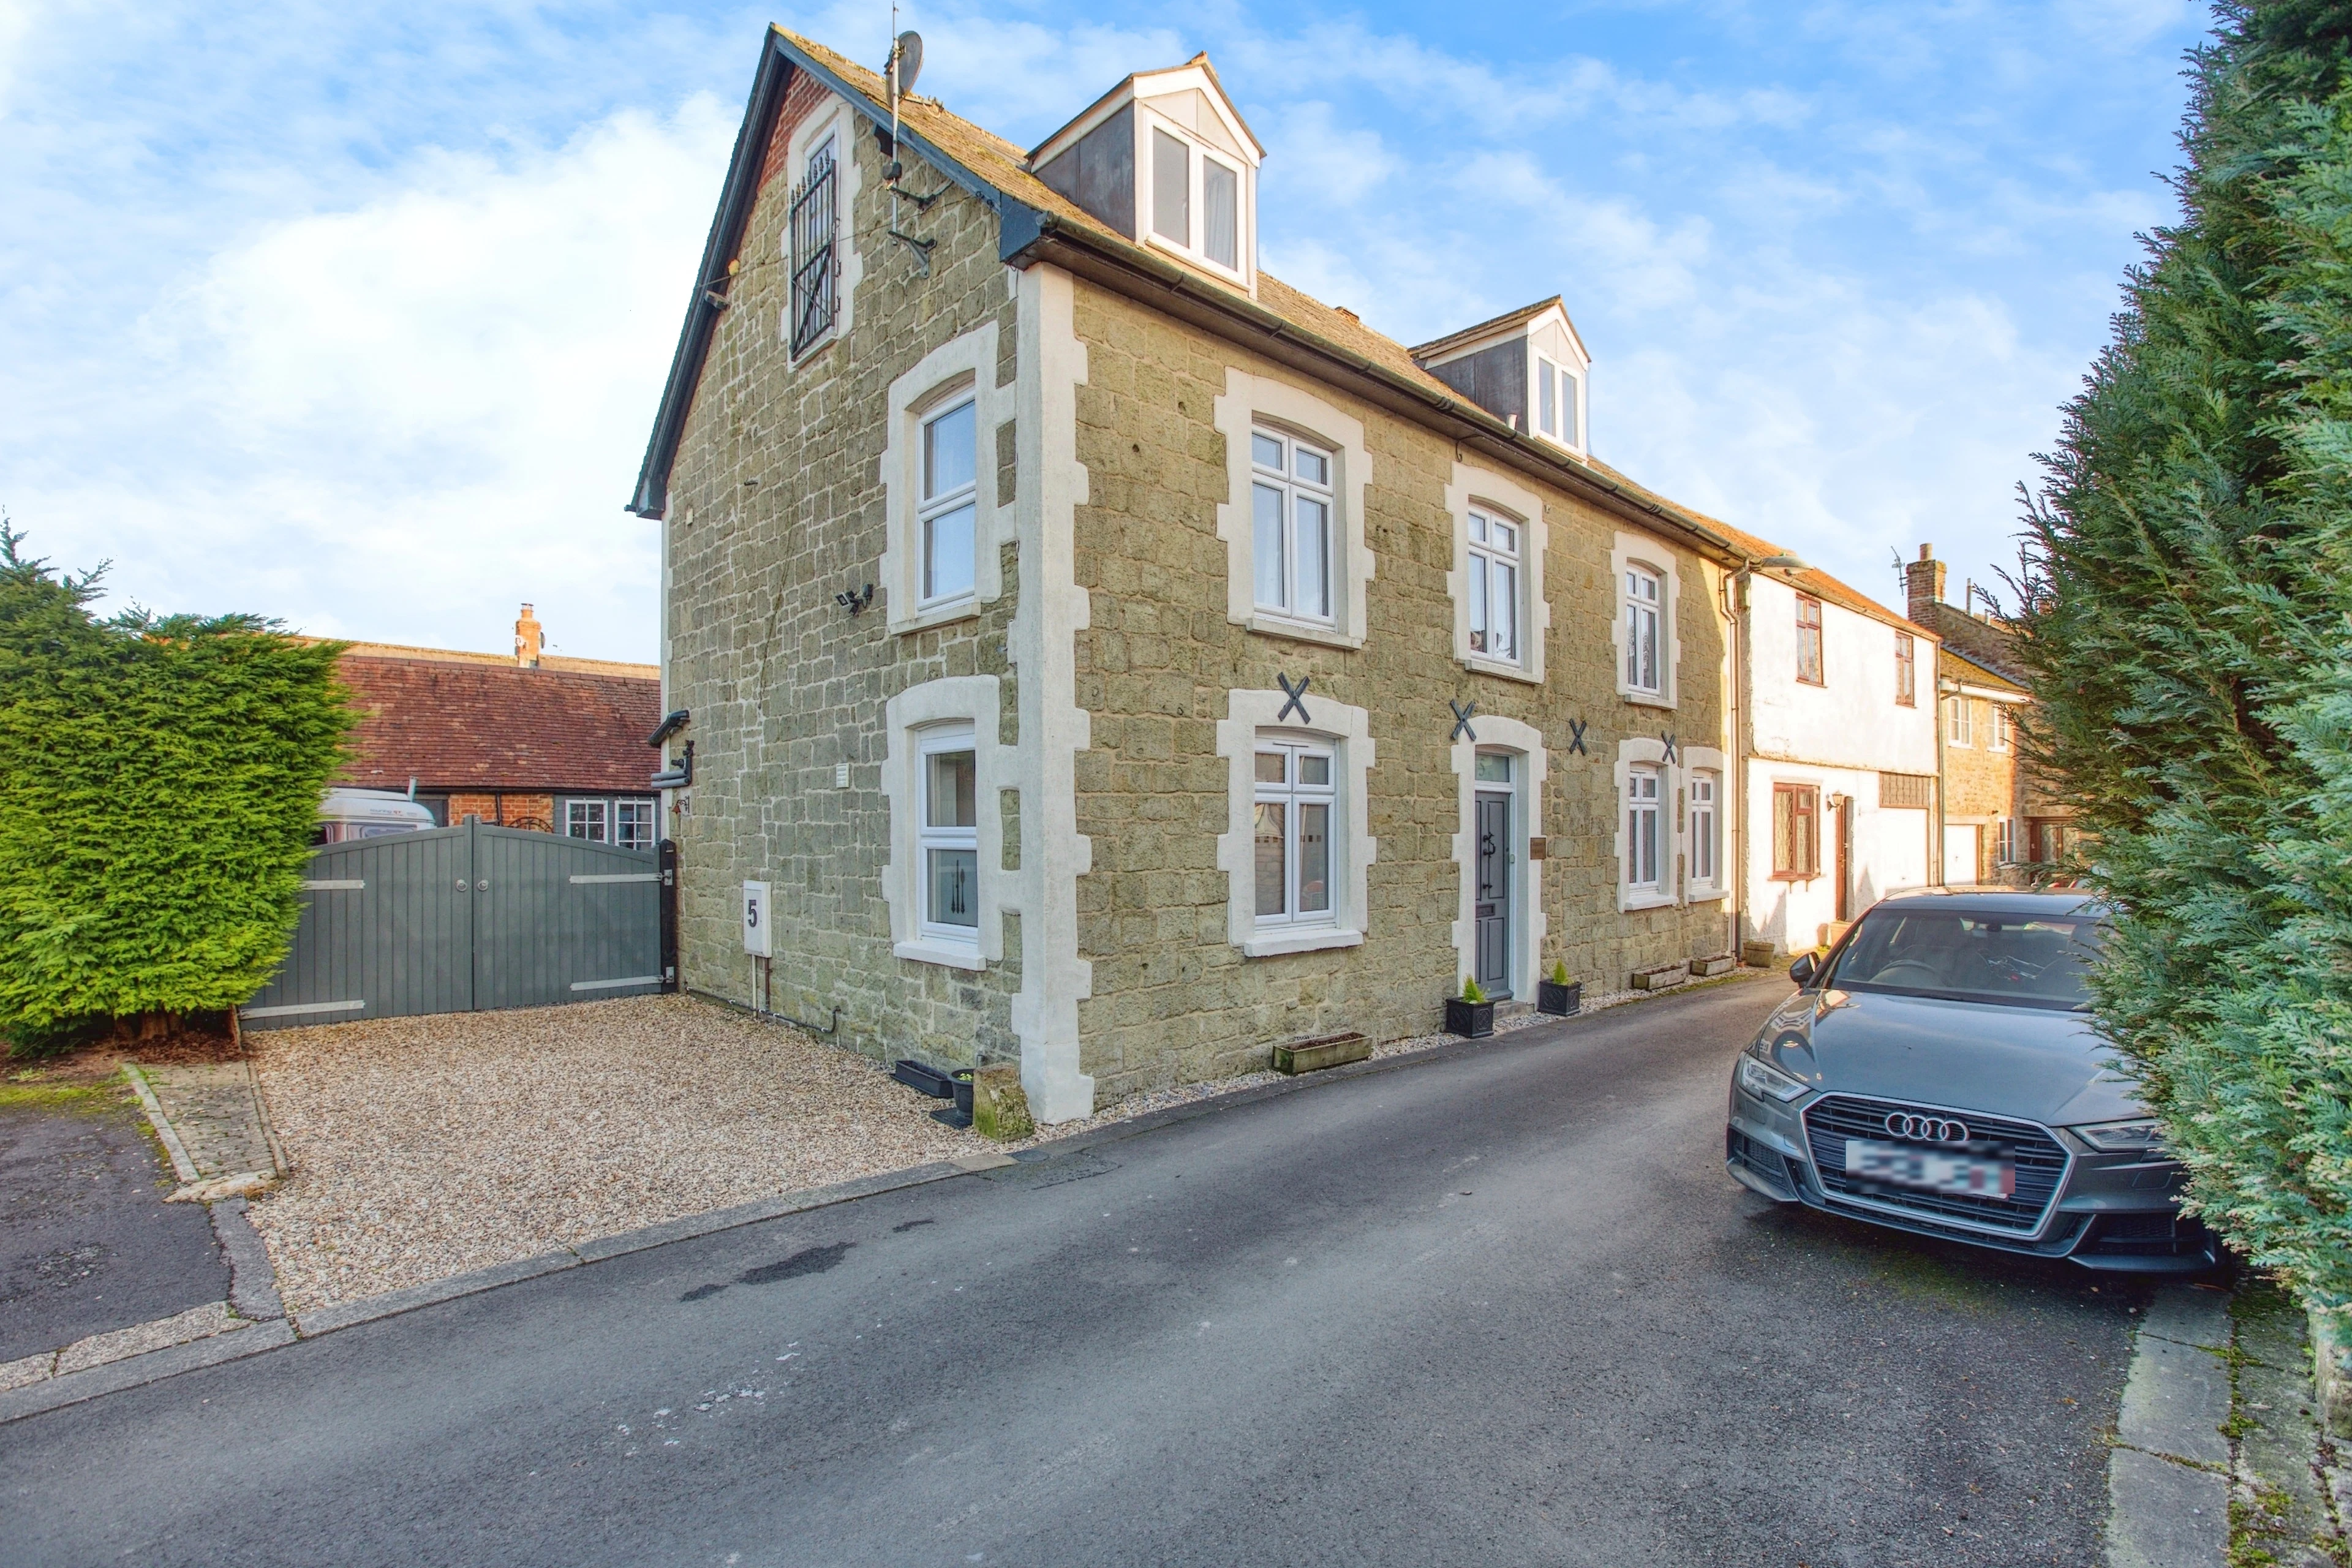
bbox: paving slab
[2108,1447,2228,1568]
[2141,1284,2232,1350]
[2119,1332,2231,1465]
[132,1061,281,1183]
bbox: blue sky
[1,0,2207,662]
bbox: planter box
[1444,997,1496,1038]
[1536,979,1581,1016]
[1691,954,1738,978]
[1741,940,1778,970]
[892,1058,957,1099]
[1630,960,1691,992]
[1272,1031,1370,1076]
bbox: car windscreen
[1826,908,2103,1011]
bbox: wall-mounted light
[835,583,875,616]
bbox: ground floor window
[918,724,979,944]
[1996,816,2022,865]
[562,796,657,850]
[1773,783,1819,878]
[1689,770,1718,885]
[1626,765,1662,891]
[1254,736,1335,927]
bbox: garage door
[1943,824,1981,887]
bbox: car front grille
[1803,1094,2070,1237]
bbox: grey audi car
[1725,889,2219,1273]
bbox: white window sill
[1461,654,1539,685]
[894,938,986,971]
[1239,927,1364,958]
[891,597,981,637]
[1687,888,1728,904]
[1619,688,1676,710]
[1619,890,1676,913]
[1245,613,1362,652]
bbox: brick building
[1902,546,2074,882]
[329,606,664,845]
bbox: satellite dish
[893,31,922,94]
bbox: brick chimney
[1904,545,1947,627]
[515,603,543,668]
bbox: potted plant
[1445,976,1495,1038]
[1537,960,1581,1017]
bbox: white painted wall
[1742,575,1939,952]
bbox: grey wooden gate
[239,822,666,1030]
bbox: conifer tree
[0,522,350,1050]
[2018,1,2352,1306]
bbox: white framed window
[1990,704,2013,752]
[1253,739,1335,929]
[1689,770,1718,887]
[562,797,657,850]
[1147,124,1244,276]
[1533,357,1583,448]
[916,723,979,945]
[1466,508,1521,663]
[1249,426,1335,625]
[1997,816,2021,865]
[1947,695,1974,747]
[919,396,978,606]
[1626,766,1663,892]
[1624,567,1662,695]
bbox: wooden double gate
[239,822,675,1030]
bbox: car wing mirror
[1788,952,1819,988]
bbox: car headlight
[2072,1117,2165,1153]
[1738,1052,1810,1104]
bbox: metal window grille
[788,145,838,356]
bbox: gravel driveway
[244,997,1008,1314]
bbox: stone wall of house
[661,99,1027,1069]
[1941,697,2022,883]
[1065,280,1735,1101]
[444,792,555,833]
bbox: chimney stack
[515,603,543,668]
[1904,545,1946,627]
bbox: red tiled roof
[333,655,663,794]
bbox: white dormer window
[1148,126,1243,274]
[1535,356,1584,450]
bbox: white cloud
[31,98,735,660]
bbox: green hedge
[2016,2,2352,1306]
[0,524,350,1049]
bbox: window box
[1692,954,1739,978]
[1536,978,1581,1016]
[1444,996,1495,1038]
[1271,1031,1370,1075]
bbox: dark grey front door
[1474,792,1511,998]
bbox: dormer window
[1031,55,1263,293]
[1535,357,1583,450]
[1411,298,1591,456]
[1149,127,1242,271]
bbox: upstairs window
[1990,704,2013,752]
[1795,594,1825,685]
[1466,508,1520,663]
[788,136,839,356]
[1150,127,1242,273]
[1250,428,1334,625]
[1535,358,1581,447]
[1947,695,1974,747]
[1773,783,1819,878]
[1253,739,1335,927]
[1895,631,1916,706]
[918,726,979,943]
[919,397,978,605]
[1626,766,1662,891]
[1624,567,1662,694]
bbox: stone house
[328,605,663,843]
[1902,546,2074,881]
[628,28,1822,1121]
[1710,524,1941,954]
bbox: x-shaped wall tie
[1566,718,1589,756]
[1661,731,1678,764]
[1449,699,1479,744]
[1276,673,1312,724]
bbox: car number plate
[1844,1138,2015,1198]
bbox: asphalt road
[0,1085,225,1363]
[4,978,2146,1567]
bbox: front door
[1834,797,1855,921]
[1474,790,1512,998]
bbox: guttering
[646,708,690,748]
